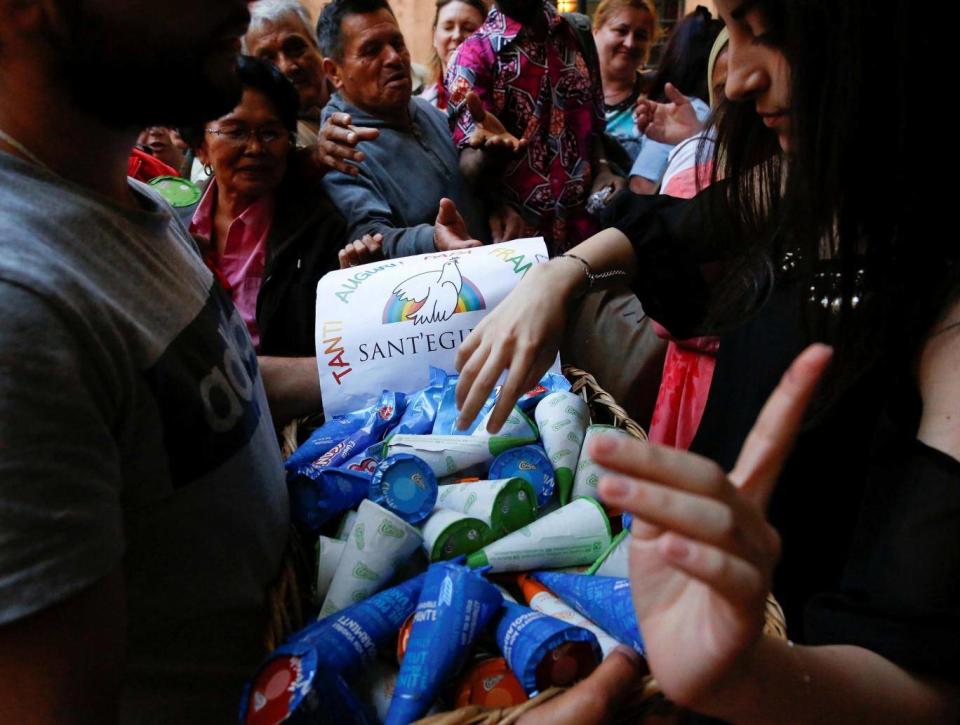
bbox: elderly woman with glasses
[189,55,381,359]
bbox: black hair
[705,0,956,392]
[646,6,723,102]
[179,55,299,149]
[316,0,395,61]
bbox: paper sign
[315,238,558,417]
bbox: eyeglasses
[206,126,290,146]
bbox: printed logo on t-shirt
[144,283,264,487]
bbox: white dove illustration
[392,258,463,325]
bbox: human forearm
[700,637,959,724]
[259,356,323,428]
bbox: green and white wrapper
[534,392,590,505]
[319,499,424,617]
[436,478,538,539]
[466,498,612,573]
[313,535,346,605]
[472,405,539,442]
[572,425,635,501]
[593,531,630,578]
[420,508,491,562]
[384,434,529,478]
[335,510,358,541]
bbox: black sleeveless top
[604,190,960,676]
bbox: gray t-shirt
[0,152,288,720]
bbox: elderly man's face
[245,14,328,113]
[45,0,249,127]
[325,9,412,120]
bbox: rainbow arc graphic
[382,276,486,324]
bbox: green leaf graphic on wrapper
[588,473,599,487]
[354,523,366,551]
[378,520,405,538]
[553,449,573,463]
[567,431,581,444]
[352,589,369,602]
[446,455,457,473]
[565,406,584,420]
[464,493,478,513]
[353,562,380,581]
[551,420,571,431]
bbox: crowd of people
[0,0,956,722]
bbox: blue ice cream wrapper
[431,373,469,435]
[516,372,571,413]
[489,444,556,507]
[283,573,425,677]
[622,512,633,530]
[369,454,438,525]
[239,644,376,725]
[385,561,503,725]
[295,391,406,475]
[494,601,601,695]
[288,467,372,535]
[284,407,378,473]
[386,367,446,438]
[531,572,644,655]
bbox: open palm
[594,345,832,705]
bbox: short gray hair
[243,0,318,52]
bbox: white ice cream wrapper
[572,425,635,501]
[467,498,612,573]
[527,589,621,658]
[534,392,590,503]
[385,434,502,477]
[335,510,359,541]
[313,535,346,605]
[420,507,489,561]
[436,478,536,534]
[472,405,538,441]
[319,499,424,617]
[594,532,630,578]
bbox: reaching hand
[314,112,379,176]
[594,344,833,709]
[338,233,384,269]
[434,197,483,252]
[454,259,582,432]
[466,92,526,153]
[489,203,535,243]
[634,83,705,146]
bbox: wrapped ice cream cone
[488,444,556,507]
[313,536,346,605]
[572,425,634,501]
[534,392,590,505]
[384,433,530,478]
[473,405,539,442]
[334,510,358,541]
[319,499,423,618]
[465,498,612,573]
[241,574,425,725]
[420,508,491,562]
[454,656,528,709]
[531,572,644,655]
[369,454,438,525]
[518,575,621,658]
[494,601,601,694]
[588,529,630,578]
[385,561,503,725]
[240,650,375,725]
[436,478,537,539]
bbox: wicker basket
[262,365,787,721]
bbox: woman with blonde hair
[592,0,658,166]
[420,0,487,109]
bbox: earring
[203,164,213,176]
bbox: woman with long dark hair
[453,0,959,719]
